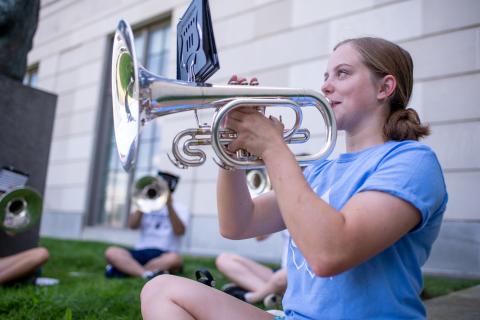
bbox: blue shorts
[129,248,167,265]
[105,248,167,278]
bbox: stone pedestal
[0,75,56,257]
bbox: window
[23,64,39,87]
[99,21,171,228]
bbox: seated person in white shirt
[104,172,190,280]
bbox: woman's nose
[321,79,333,95]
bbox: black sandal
[195,269,216,288]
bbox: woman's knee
[104,246,121,261]
[271,270,287,291]
[141,275,168,316]
[141,275,207,318]
[141,274,177,303]
[33,247,49,265]
[18,247,49,269]
[169,252,183,267]
[215,252,236,270]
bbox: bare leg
[104,246,146,277]
[0,247,49,284]
[144,252,182,273]
[141,274,274,320]
[246,269,287,303]
[215,252,273,292]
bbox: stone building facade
[30,0,480,276]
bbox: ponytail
[384,108,430,141]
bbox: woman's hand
[225,75,285,158]
[226,108,284,157]
[227,74,258,86]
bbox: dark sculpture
[0,0,40,81]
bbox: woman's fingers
[228,75,259,86]
[228,74,238,84]
[227,136,243,153]
[225,108,263,129]
[226,113,280,155]
[225,108,257,125]
[225,114,240,131]
[268,115,285,132]
[228,75,247,85]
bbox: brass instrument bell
[0,187,42,233]
[133,176,170,212]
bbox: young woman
[140,37,447,320]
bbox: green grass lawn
[1,238,479,319]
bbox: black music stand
[176,0,219,83]
[157,171,180,192]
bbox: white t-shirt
[135,200,190,252]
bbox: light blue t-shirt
[283,140,448,320]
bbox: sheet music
[0,167,28,193]
[177,0,219,83]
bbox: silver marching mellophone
[111,19,336,172]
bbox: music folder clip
[176,0,220,83]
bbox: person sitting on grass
[140,37,448,320]
[216,230,289,308]
[104,171,190,280]
[0,246,51,285]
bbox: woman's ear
[377,75,396,100]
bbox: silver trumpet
[112,19,336,171]
[133,176,170,213]
[0,187,42,233]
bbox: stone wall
[30,0,480,274]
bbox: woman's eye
[337,69,349,79]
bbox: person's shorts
[105,248,167,278]
[129,248,167,265]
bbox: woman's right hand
[225,75,285,159]
[222,74,262,156]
